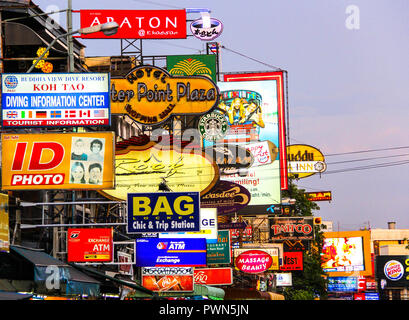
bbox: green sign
[166,54,217,82]
[207,230,231,265]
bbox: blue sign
[365,292,379,300]
[127,192,201,233]
[134,238,207,267]
[327,277,358,292]
[1,73,110,128]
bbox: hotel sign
[111,65,219,125]
[287,144,326,179]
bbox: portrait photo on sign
[70,137,105,185]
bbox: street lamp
[27,21,119,73]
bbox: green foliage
[281,179,328,300]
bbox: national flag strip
[5,109,108,120]
[6,111,18,118]
[36,111,47,118]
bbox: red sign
[194,268,233,286]
[353,293,366,300]
[280,251,303,271]
[79,10,187,39]
[358,276,367,292]
[235,250,273,274]
[67,228,113,262]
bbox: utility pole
[67,0,74,73]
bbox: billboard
[194,268,233,286]
[322,230,372,277]
[127,192,201,233]
[1,73,110,128]
[280,251,303,271]
[0,194,10,252]
[67,228,113,262]
[305,191,332,202]
[100,142,219,201]
[327,277,358,292]
[159,208,218,243]
[79,10,187,39]
[376,255,409,287]
[222,72,287,191]
[166,54,217,82]
[269,217,315,241]
[134,238,206,267]
[1,132,115,190]
[110,65,219,124]
[141,267,194,292]
[207,230,231,265]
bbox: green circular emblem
[199,112,229,142]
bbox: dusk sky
[35,0,409,230]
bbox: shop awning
[9,245,100,297]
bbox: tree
[281,179,328,300]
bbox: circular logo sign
[199,112,228,142]
[384,260,404,281]
[4,75,18,89]
[235,250,273,274]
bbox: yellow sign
[287,144,326,179]
[1,132,115,190]
[100,142,219,201]
[0,193,9,252]
[110,65,219,124]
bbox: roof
[0,291,33,300]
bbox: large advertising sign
[134,238,206,267]
[269,217,314,241]
[79,10,187,39]
[1,73,110,128]
[159,208,218,243]
[327,277,358,292]
[110,65,219,124]
[1,132,115,190]
[207,230,231,265]
[322,230,372,277]
[222,72,287,191]
[100,142,219,201]
[234,248,279,273]
[141,267,194,292]
[376,255,409,287]
[67,228,113,262]
[280,251,303,271]
[0,194,10,252]
[194,268,233,286]
[127,192,200,233]
[166,54,217,82]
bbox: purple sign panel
[200,180,251,215]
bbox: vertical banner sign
[1,73,110,128]
[67,228,113,262]
[222,72,288,191]
[1,132,115,190]
[127,192,201,233]
[206,230,231,265]
[134,238,207,267]
[0,193,10,252]
[142,267,194,292]
[79,10,187,39]
[166,54,217,82]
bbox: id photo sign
[1,132,115,190]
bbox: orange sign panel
[1,132,115,190]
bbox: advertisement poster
[118,251,134,276]
[206,230,231,265]
[1,132,115,190]
[127,192,201,233]
[327,277,358,292]
[80,10,187,39]
[234,248,279,273]
[0,193,10,253]
[280,251,303,271]
[67,228,113,262]
[194,268,233,286]
[159,208,218,243]
[376,256,409,287]
[1,73,110,128]
[269,217,315,241]
[142,267,194,292]
[134,238,207,267]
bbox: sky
[34,0,409,231]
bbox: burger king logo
[384,260,404,281]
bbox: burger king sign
[384,260,404,281]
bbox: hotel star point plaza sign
[110,65,219,125]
